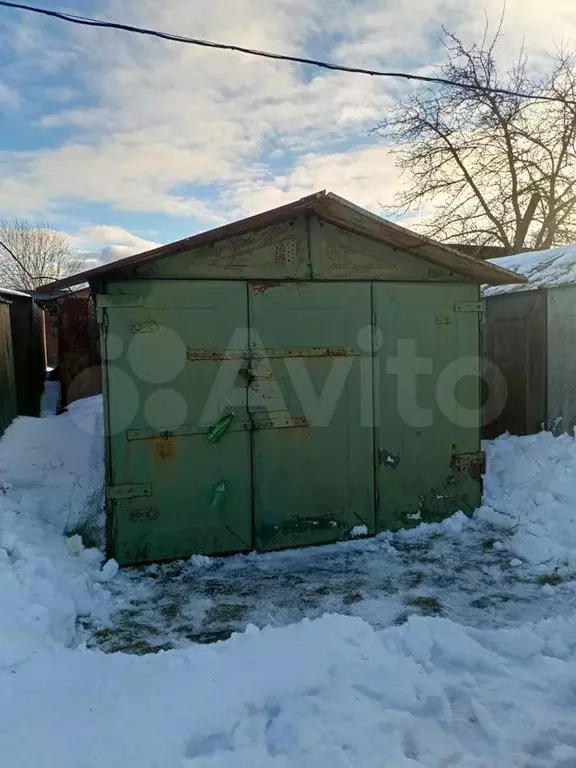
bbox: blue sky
[0,0,574,266]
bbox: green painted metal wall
[116,214,461,283]
[97,216,483,565]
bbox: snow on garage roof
[0,286,32,298]
[484,244,576,296]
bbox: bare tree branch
[0,219,82,291]
[375,25,576,254]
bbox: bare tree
[376,23,576,255]
[0,219,83,291]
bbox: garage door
[248,282,374,550]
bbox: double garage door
[102,280,480,564]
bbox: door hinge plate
[454,301,486,313]
[132,321,158,334]
[107,483,152,500]
[95,294,144,309]
[451,451,486,480]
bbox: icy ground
[98,514,576,653]
[2,396,576,766]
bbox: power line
[0,237,81,294]
[0,0,572,105]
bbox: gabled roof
[40,191,526,290]
[484,244,576,296]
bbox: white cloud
[66,225,162,268]
[225,145,404,217]
[68,224,160,252]
[0,82,19,111]
[0,0,575,225]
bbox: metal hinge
[451,451,486,480]
[96,306,108,330]
[107,483,152,500]
[454,301,486,313]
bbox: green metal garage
[43,192,522,565]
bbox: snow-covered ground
[2,396,576,766]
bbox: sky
[0,0,575,267]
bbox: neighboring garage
[0,297,16,435]
[483,243,576,438]
[42,191,522,565]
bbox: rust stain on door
[150,436,177,463]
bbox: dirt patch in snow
[93,514,576,654]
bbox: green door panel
[103,281,252,565]
[248,282,374,550]
[374,283,482,529]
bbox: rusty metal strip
[186,346,360,361]
[251,414,309,430]
[95,294,144,308]
[127,415,309,441]
[253,347,360,359]
[186,348,248,361]
[127,423,250,441]
[252,347,361,360]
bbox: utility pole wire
[0,1,574,105]
[0,237,80,294]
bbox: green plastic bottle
[206,413,234,443]
[210,480,227,509]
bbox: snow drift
[0,397,113,667]
[481,431,576,569]
[2,397,576,766]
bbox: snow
[481,430,576,568]
[350,523,368,537]
[2,400,576,766]
[189,554,214,568]
[484,242,576,295]
[0,396,111,667]
[4,613,576,767]
[0,286,32,298]
[40,380,60,416]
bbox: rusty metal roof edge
[39,189,525,289]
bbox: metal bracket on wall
[107,483,152,500]
[454,301,486,313]
[451,451,486,480]
[126,416,310,442]
[95,295,144,309]
[186,346,360,361]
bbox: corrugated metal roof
[39,191,526,290]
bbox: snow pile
[2,399,576,765]
[484,243,576,295]
[3,612,576,767]
[0,396,114,667]
[479,431,576,568]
